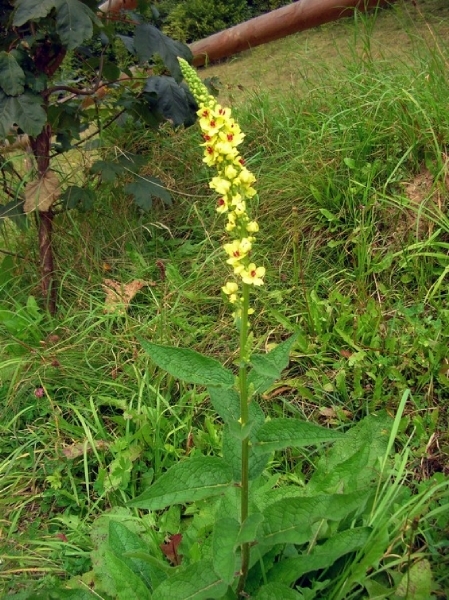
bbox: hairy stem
[237,283,250,595]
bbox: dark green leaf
[124,177,172,211]
[13,0,56,26]
[55,0,98,50]
[134,24,192,81]
[128,456,233,509]
[102,61,121,81]
[268,527,372,585]
[152,560,228,600]
[62,186,95,211]
[0,199,26,229]
[90,160,124,183]
[117,34,135,55]
[253,419,344,454]
[0,91,46,137]
[0,52,26,96]
[144,76,197,127]
[140,339,234,387]
[248,334,298,395]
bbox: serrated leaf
[108,521,154,590]
[55,0,98,50]
[62,185,95,211]
[124,177,171,211]
[253,419,344,454]
[152,560,228,600]
[0,52,26,96]
[248,334,298,394]
[212,517,240,584]
[139,339,234,387]
[128,456,233,510]
[268,527,372,585]
[90,160,124,183]
[144,76,197,127]
[256,583,304,599]
[134,24,192,81]
[102,548,151,599]
[260,490,371,546]
[13,0,57,26]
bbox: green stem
[237,283,250,595]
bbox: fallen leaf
[102,279,146,314]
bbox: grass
[1,0,449,597]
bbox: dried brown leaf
[24,170,60,213]
[102,278,146,314]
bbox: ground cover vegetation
[1,0,449,598]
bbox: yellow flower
[222,281,239,295]
[210,177,231,195]
[246,221,259,233]
[241,264,266,286]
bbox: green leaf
[134,24,192,82]
[128,456,233,509]
[62,186,95,211]
[207,385,239,424]
[395,559,432,599]
[255,583,304,599]
[308,413,391,494]
[13,0,56,26]
[212,517,240,584]
[124,177,172,212]
[260,490,371,546]
[108,521,154,590]
[253,419,344,454]
[144,76,197,127]
[152,560,228,600]
[248,334,298,395]
[140,339,234,387]
[90,160,124,183]
[102,548,151,600]
[268,527,372,585]
[55,0,98,50]
[237,512,264,545]
[0,52,26,96]
[0,199,26,230]
[0,91,46,137]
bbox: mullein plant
[127,59,389,600]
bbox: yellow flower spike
[209,176,231,195]
[222,281,239,295]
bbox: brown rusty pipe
[189,0,395,66]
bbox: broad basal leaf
[55,0,99,50]
[268,527,372,585]
[13,0,56,26]
[0,52,25,96]
[140,339,234,387]
[260,490,371,546]
[128,456,233,510]
[253,418,344,454]
[134,24,192,81]
[124,177,172,211]
[144,76,197,127]
[152,560,228,600]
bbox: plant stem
[237,283,250,595]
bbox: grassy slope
[1,0,449,595]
